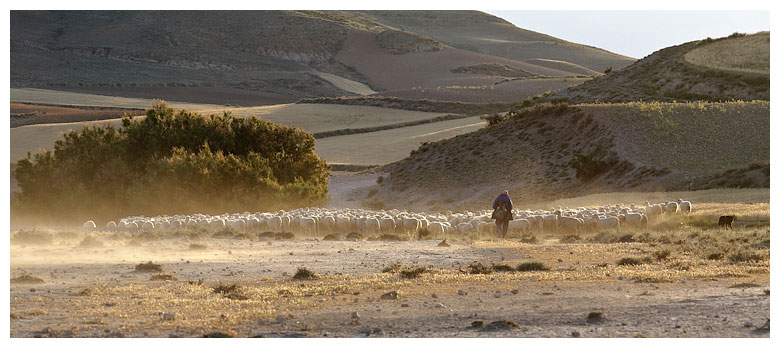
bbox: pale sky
[485,11,770,59]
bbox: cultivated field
[10,88,455,163]
[10,189,769,338]
[684,32,769,75]
[314,116,484,165]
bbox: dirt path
[325,171,386,209]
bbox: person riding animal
[492,190,513,238]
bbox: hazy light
[485,10,770,59]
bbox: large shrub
[12,102,330,224]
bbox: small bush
[212,282,248,300]
[11,274,45,284]
[399,266,427,279]
[728,250,765,263]
[467,262,493,274]
[616,257,649,266]
[481,113,506,126]
[492,264,515,272]
[134,261,163,273]
[653,249,672,261]
[569,150,613,180]
[706,252,725,260]
[382,263,402,273]
[559,235,580,243]
[516,262,550,272]
[203,331,235,338]
[150,273,178,281]
[292,267,319,280]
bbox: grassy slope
[354,10,635,72]
[371,102,768,211]
[684,32,769,74]
[551,32,770,104]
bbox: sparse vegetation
[149,274,178,281]
[399,266,427,279]
[616,257,650,266]
[211,282,247,300]
[134,261,163,273]
[292,267,319,280]
[516,262,550,272]
[11,274,45,284]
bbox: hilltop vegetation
[372,101,769,211]
[12,102,330,224]
[549,32,769,104]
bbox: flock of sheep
[82,199,692,237]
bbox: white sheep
[666,201,679,214]
[677,199,692,214]
[508,219,531,234]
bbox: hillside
[549,32,770,104]
[353,11,635,72]
[11,10,631,106]
[371,101,769,212]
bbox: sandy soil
[9,237,769,338]
[325,171,387,209]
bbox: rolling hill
[11,10,634,106]
[371,101,769,212]
[548,32,770,104]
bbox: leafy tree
[12,101,330,224]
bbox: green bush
[569,150,613,180]
[12,102,330,224]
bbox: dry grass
[292,267,320,280]
[134,261,163,273]
[515,262,550,272]
[685,32,769,74]
[150,274,178,281]
[11,274,45,284]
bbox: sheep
[644,202,663,218]
[428,221,447,237]
[508,219,531,234]
[267,216,282,232]
[379,217,396,234]
[542,214,558,233]
[597,216,620,231]
[558,216,583,234]
[298,217,317,235]
[365,217,381,234]
[321,215,336,234]
[677,199,692,214]
[666,201,679,214]
[624,213,645,229]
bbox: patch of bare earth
[10,236,768,337]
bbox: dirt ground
[9,235,769,338]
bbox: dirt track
[10,237,769,338]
